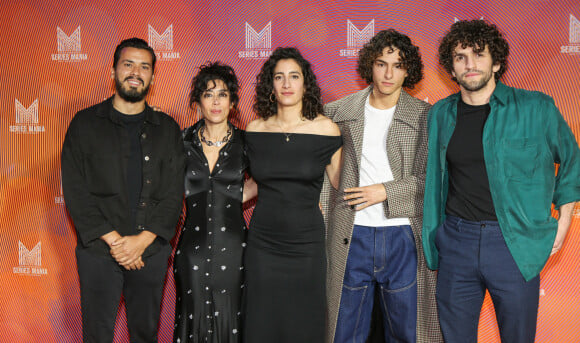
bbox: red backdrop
[1,0,579,341]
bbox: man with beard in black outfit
[62,37,184,343]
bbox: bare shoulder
[245,118,267,132]
[309,114,341,136]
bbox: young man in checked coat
[321,30,442,343]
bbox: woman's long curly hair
[253,47,323,120]
[357,29,423,89]
[439,20,509,81]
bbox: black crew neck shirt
[445,99,497,221]
[113,108,145,231]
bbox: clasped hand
[102,231,157,270]
[110,235,148,270]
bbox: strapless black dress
[243,132,342,342]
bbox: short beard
[115,77,150,103]
[456,70,493,92]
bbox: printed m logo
[15,99,39,124]
[57,26,81,52]
[245,22,271,50]
[347,19,374,48]
[570,14,580,44]
[149,24,173,51]
[19,241,41,266]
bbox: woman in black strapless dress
[244,47,342,342]
[173,62,256,343]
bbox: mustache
[460,70,484,77]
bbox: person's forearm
[551,201,576,255]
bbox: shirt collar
[489,81,508,106]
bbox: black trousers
[76,245,171,343]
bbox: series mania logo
[13,241,48,276]
[238,22,272,59]
[51,26,88,61]
[9,99,45,134]
[148,24,180,60]
[339,20,374,58]
[561,14,580,54]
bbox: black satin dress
[173,120,247,343]
[243,132,342,342]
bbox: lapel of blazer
[333,86,371,172]
[387,89,420,179]
[392,90,420,129]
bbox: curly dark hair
[113,37,156,72]
[357,29,423,89]
[439,19,509,81]
[253,47,323,120]
[189,62,240,110]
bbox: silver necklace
[200,125,232,147]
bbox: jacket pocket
[84,154,122,195]
[502,137,540,180]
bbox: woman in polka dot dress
[173,62,257,343]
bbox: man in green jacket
[423,20,580,343]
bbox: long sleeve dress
[173,121,247,343]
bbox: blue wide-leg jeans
[334,224,417,343]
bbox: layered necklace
[200,124,232,147]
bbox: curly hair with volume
[438,19,509,81]
[357,29,423,89]
[253,47,323,120]
[189,61,239,111]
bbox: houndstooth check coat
[321,86,443,343]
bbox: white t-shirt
[353,96,411,227]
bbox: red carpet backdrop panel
[1,0,579,342]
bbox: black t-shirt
[113,108,145,231]
[445,99,497,221]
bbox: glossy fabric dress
[174,121,247,343]
[244,132,342,342]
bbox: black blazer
[61,96,185,257]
